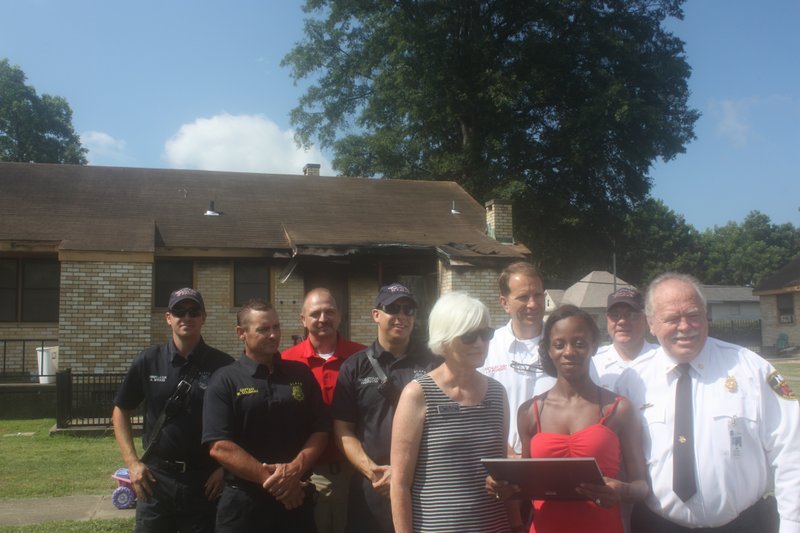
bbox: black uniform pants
[630,496,778,533]
[135,465,215,533]
[216,482,317,533]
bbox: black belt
[146,457,189,474]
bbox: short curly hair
[538,304,600,377]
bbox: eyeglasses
[459,327,494,344]
[510,360,544,374]
[607,310,641,322]
[170,307,203,318]
[379,303,416,316]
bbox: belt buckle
[173,460,187,473]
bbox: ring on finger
[595,498,602,506]
[495,493,501,500]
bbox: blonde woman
[391,292,522,533]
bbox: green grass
[0,518,133,533]
[0,419,123,499]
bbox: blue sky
[2,0,798,231]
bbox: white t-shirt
[478,320,556,454]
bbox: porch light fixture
[450,200,461,215]
[204,201,221,216]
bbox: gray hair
[645,272,707,318]
[427,292,490,356]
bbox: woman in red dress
[518,305,648,533]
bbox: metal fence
[708,319,762,349]
[56,369,143,428]
[0,339,58,383]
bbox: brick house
[753,255,800,349]
[0,162,528,375]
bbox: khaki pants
[311,462,355,533]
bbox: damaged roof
[0,162,528,263]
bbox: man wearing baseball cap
[113,287,233,532]
[331,283,440,533]
[593,286,658,391]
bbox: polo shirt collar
[168,337,207,367]
[238,351,284,377]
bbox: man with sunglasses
[478,261,556,457]
[592,287,658,392]
[332,283,440,533]
[113,287,233,533]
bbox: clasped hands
[370,464,391,498]
[261,462,308,510]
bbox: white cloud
[81,131,132,165]
[163,113,332,175]
[712,98,750,148]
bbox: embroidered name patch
[236,387,258,397]
[767,370,797,401]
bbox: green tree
[0,59,87,164]
[699,211,800,287]
[615,198,702,287]
[283,0,699,279]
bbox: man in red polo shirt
[282,288,365,533]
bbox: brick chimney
[485,199,514,243]
[303,163,321,176]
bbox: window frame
[233,261,271,307]
[153,260,194,308]
[0,257,60,323]
[777,293,794,324]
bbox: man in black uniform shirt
[202,298,329,533]
[331,283,440,533]
[113,287,233,533]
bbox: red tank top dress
[528,396,624,533]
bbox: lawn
[0,419,123,499]
[0,419,135,532]
[0,519,133,533]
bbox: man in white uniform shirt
[478,261,556,456]
[616,272,799,533]
[593,287,658,391]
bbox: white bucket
[36,346,59,384]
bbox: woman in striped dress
[391,292,523,533]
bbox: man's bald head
[301,288,341,345]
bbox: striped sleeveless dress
[411,374,510,532]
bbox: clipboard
[481,457,605,500]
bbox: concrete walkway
[0,494,134,527]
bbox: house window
[777,293,794,324]
[0,258,60,322]
[234,262,270,306]
[154,260,194,308]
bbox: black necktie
[673,363,697,501]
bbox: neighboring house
[699,285,761,322]
[544,289,564,317]
[0,162,528,375]
[560,271,635,339]
[753,255,800,349]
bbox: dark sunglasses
[170,307,203,318]
[379,303,416,316]
[459,327,494,344]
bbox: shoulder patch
[767,370,797,401]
